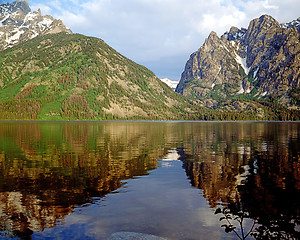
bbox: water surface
[0,121,299,239]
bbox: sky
[17,1,300,80]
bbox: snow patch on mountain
[253,67,259,80]
[237,82,245,94]
[234,52,249,75]
[0,0,71,50]
[0,5,9,15]
[0,14,9,25]
[281,18,300,29]
[5,28,23,44]
[160,78,179,90]
[24,11,38,22]
[38,18,53,27]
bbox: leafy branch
[215,207,257,240]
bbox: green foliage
[215,207,257,240]
[0,99,41,119]
[288,89,300,106]
[0,33,194,120]
[0,32,299,121]
[247,73,255,83]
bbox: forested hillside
[0,1,299,121]
[0,33,209,120]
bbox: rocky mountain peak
[15,0,30,12]
[229,26,239,34]
[0,0,71,50]
[245,14,281,43]
[248,14,281,32]
[0,0,30,15]
[203,31,222,49]
[176,14,300,110]
[206,31,219,42]
[281,17,300,32]
[223,26,247,41]
[258,14,278,23]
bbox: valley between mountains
[0,0,299,120]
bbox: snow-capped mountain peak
[0,0,30,16]
[281,17,300,32]
[160,78,179,90]
[0,0,71,50]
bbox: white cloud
[28,0,300,80]
[264,0,279,9]
[30,3,52,15]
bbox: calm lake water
[0,121,299,240]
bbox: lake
[0,121,299,240]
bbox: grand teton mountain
[176,15,300,111]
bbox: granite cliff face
[0,0,71,50]
[176,15,300,109]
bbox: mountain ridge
[0,0,71,50]
[176,15,300,113]
[0,1,207,120]
[0,32,207,120]
[0,1,299,120]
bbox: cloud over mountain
[26,0,300,80]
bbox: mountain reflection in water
[0,122,163,238]
[0,121,299,239]
[182,123,300,239]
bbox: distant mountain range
[0,1,299,120]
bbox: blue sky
[10,1,300,80]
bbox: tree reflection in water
[0,122,166,239]
[0,121,299,239]
[182,124,300,239]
